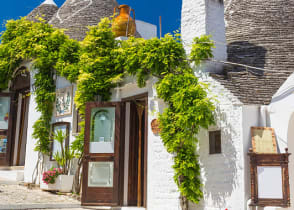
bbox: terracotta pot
[112,5,136,37]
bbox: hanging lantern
[112,5,136,37]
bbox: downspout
[260,105,269,127]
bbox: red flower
[42,168,62,185]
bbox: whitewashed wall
[264,73,294,210]
[182,0,227,73]
[136,20,157,39]
[242,105,260,209]
[181,0,253,208]
[24,75,76,183]
[24,70,41,183]
[186,71,246,210]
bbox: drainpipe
[260,105,269,127]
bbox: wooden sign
[248,149,291,207]
[251,127,277,154]
[151,119,160,135]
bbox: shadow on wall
[227,41,267,75]
[190,106,239,209]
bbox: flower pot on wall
[56,174,74,193]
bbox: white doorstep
[0,167,24,182]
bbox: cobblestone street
[0,183,81,209]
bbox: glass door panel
[0,94,13,166]
[0,97,10,130]
[88,162,114,187]
[90,107,115,153]
[0,97,10,155]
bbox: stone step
[0,166,24,170]
[0,167,24,182]
[0,205,146,210]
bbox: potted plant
[41,130,75,192]
[53,130,75,193]
[40,167,62,191]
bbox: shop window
[209,130,221,154]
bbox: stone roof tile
[27,1,58,23]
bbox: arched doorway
[10,66,30,166]
[0,66,30,166]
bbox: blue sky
[0,0,182,37]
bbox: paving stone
[0,184,80,209]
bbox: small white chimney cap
[41,0,57,6]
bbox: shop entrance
[82,93,148,207]
[123,94,148,207]
[82,102,124,206]
[0,67,30,166]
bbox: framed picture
[248,149,290,207]
[55,86,73,117]
[251,127,277,154]
[50,122,70,161]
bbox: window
[72,105,82,135]
[50,122,70,161]
[209,130,221,154]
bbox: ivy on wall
[0,17,215,203]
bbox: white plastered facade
[21,0,294,209]
[182,0,294,210]
[182,0,265,209]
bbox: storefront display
[0,135,7,154]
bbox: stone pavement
[0,182,145,210]
[0,182,81,209]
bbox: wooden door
[0,93,14,166]
[127,100,147,207]
[82,102,123,206]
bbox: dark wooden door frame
[0,92,16,166]
[49,122,70,161]
[122,93,148,208]
[10,68,30,166]
[82,101,124,206]
[16,93,30,166]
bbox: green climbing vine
[0,17,215,203]
[0,18,80,154]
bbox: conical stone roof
[27,0,58,23]
[49,0,118,41]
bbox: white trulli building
[1,0,294,210]
[181,0,294,210]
